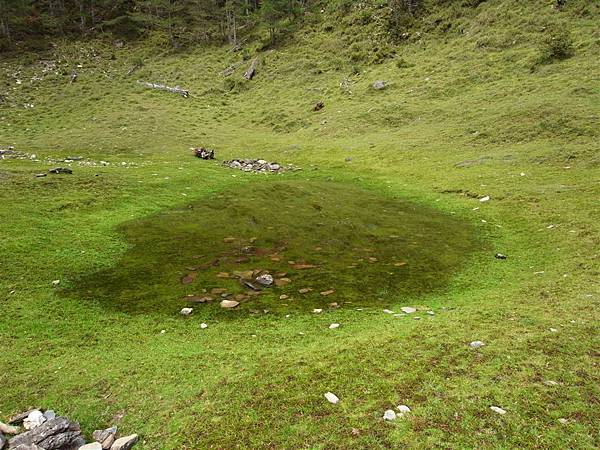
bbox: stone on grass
[329,323,340,329]
[179,308,193,316]
[255,274,274,286]
[544,380,559,386]
[313,309,323,313]
[220,300,240,309]
[558,418,569,425]
[469,341,485,349]
[110,434,138,450]
[383,410,397,421]
[490,406,507,415]
[92,426,117,449]
[43,410,55,421]
[383,309,394,314]
[397,405,411,414]
[479,196,490,202]
[9,410,36,425]
[52,280,60,287]
[23,410,46,430]
[400,307,416,314]
[79,443,103,450]
[324,392,339,404]
[8,417,85,450]
[372,80,387,90]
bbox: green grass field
[1,1,599,448]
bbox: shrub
[538,29,574,63]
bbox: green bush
[538,29,574,63]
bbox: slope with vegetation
[0,0,598,448]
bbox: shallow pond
[66,180,481,314]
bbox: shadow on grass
[64,179,483,315]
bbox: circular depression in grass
[68,180,481,314]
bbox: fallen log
[243,57,259,80]
[138,81,189,98]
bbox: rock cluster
[223,159,296,173]
[0,410,138,450]
[193,147,214,160]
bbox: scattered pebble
[256,274,274,286]
[220,300,240,309]
[558,418,569,425]
[426,311,435,316]
[324,392,339,404]
[544,380,559,386]
[329,323,340,329]
[494,253,507,259]
[52,280,60,286]
[160,329,166,334]
[383,309,394,314]
[469,341,485,349]
[490,406,507,415]
[313,309,323,313]
[200,323,208,329]
[479,196,490,202]
[383,409,397,421]
[550,328,558,332]
[400,306,416,314]
[180,308,193,316]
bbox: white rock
[558,418,569,424]
[79,443,103,450]
[160,329,166,334]
[324,392,339,404]
[550,328,558,332]
[544,380,559,386]
[180,307,193,316]
[426,311,435,315]
[480,196,490,202]
[255,274,274,286]
[383,309,394,314]
[43,410,55,420]
[23,410,46,430]
[383,409,397,421]
[329,323,340,329]
[400,306,416,314]
[469,340,485,349]
[313,309,323,313]
[490,406,507,415]
[52,279,60,286]
[220,300,240,308]
[397,405,411,414]
[110,434,139,450]
[200,323,208,329]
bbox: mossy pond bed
[65,180,482,315]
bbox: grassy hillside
[0,0,598,448]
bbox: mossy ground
[0,1,599,448]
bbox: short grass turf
[0,1,599,448]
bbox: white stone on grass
[324,392,339,404]
[490,406,507,415]
[480,196,490,202]
[469,341,485,349]
[110,434,139,450]
[383,309,394,314]
[313,309,323,313]
[397,405,411,414]
[180,307,193,316]
[200,323,208,329]
[400,306,416,314]
[383,409,397,421]
[329,323,340,329]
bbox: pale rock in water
[383,410,397,421]
[324,392,339,404]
